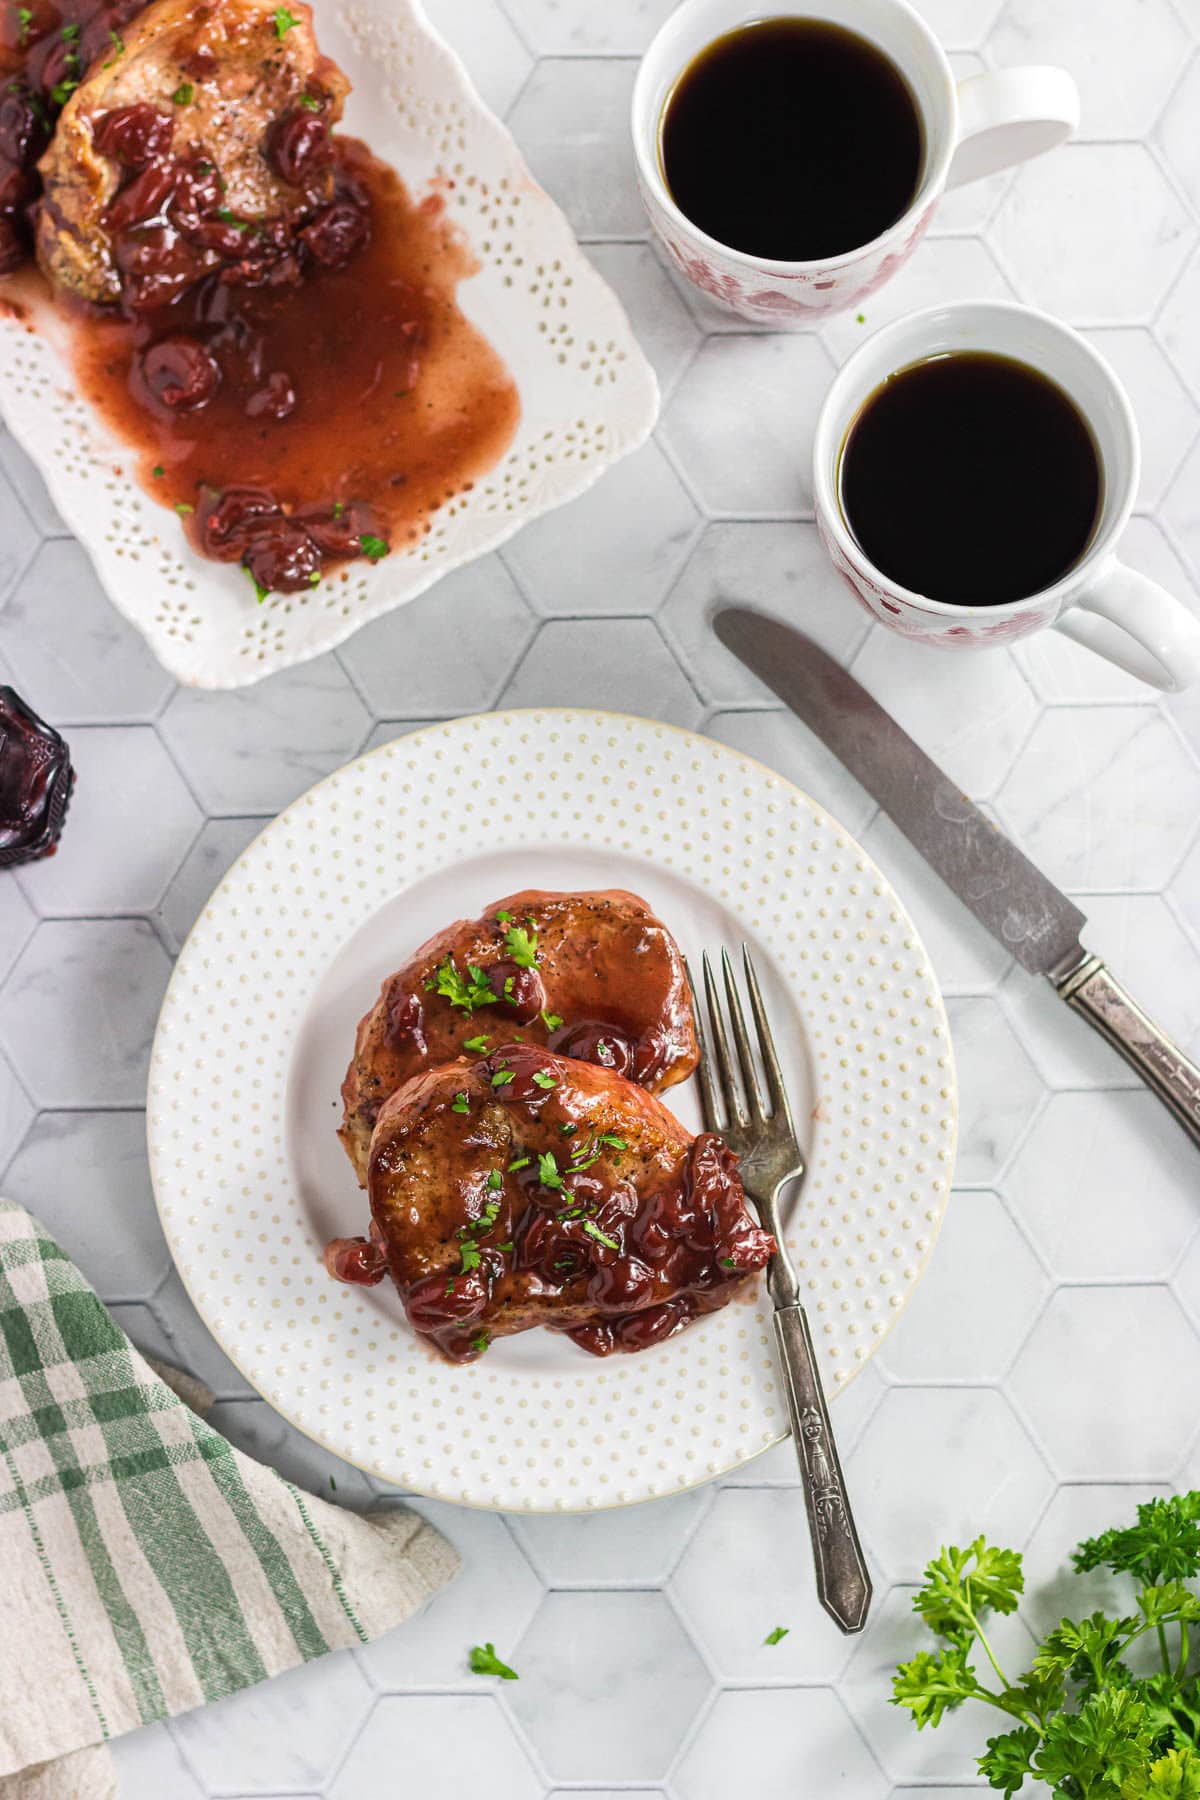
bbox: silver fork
[688,946,872,1635]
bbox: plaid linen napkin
[0,1200,459,1799]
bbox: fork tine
[684,956,724,1133]
[742,944,794,1127]
[720,947,766,1125]
[702,952,748,1131]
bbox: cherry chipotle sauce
[1,3,520,594]
[326,1042,776,1365]
[69,140,520,592]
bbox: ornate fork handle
[773,1301,872,1634]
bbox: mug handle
[946,68,1080,189]
[1053,559,1200,693]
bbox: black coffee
[659,18,924,262]
[839,352,1102,606]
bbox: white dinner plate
[147,710,957,1511]
[0,0,657,689]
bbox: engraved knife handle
[1057,956,1200,1149]
[773,1303,872,1634]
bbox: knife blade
[715,607,1200,1148]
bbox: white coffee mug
[633,0,1079,323]
[812,301,1200,692]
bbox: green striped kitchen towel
[0,1200,459,1799]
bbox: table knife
[714,607,1200,1151]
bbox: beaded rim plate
[147,710,958,1511]
[0,0,657,691]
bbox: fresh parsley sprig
[504,921,538,967]
[893,1496,1200,1796]
[469,1642,518,1680]
[426,957,498,1015]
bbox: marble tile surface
[0,1,1192,1795]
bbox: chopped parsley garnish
[558,1121,576,1137]
[503,974,515,998]
[216,206,250,231]
[582,1220,619,1251]
[102,28,124,65]
[508,1156,530,1171]
[595,1038,615,1066]
[472,1199,501,1235]
[470,1332,489,1354]
[764,1625,789,1646]
[171,82,194,104]
[329,1474,337,1491]
[151,464,164,479]
[360,534,389,562]
[299,92,321,111]
[308,571,320,588]
[531,1071,556,1091]
[50,77,78,104]
[598,1134,627,1151]
[245,567,270,603]
[469,1643,518,1681]
[720,1256,737,1270]
[459,1241,481,1274]
[426,957,498,1014]
[16,8,32,47]
[495,1241,513,1252]
[61,22,80,39]
[491,1069,515,1088]
[332,499,346,518]
[174,501,194,515]
[486,1169,503,1192]
[463,1034,490,1052]
[541,1009,564,1031]
[495,909,513,924]
[537,1151,562,1191]
[273,6,299,36]
[451,1092,470,1115]
[504,922,538,967]
[444,1277,455,1295]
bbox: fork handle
[773,1304,872,1634]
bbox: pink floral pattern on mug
[816,515,1057,645]
[654,202,933,323]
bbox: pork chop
[36,0,347,306]
[338,888,701,1184]
[325,1042,776,1362]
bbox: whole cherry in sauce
[139,337,221,411]
[197,486,283,561]
[242,518,322,594]
[270,111,332,187]
[485,957,545,1022]
[92,103,175,168]
[323,1235,386,1286]
[299,199,368,269]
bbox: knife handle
[1057,957,1200,1148]
[773,1303,872,1634]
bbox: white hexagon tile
[0,0,1195,1794]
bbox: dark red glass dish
[0,686,74,867]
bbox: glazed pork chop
[36,0,348,307]
[339,888,700,1184]
[325,1042,776,1362]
